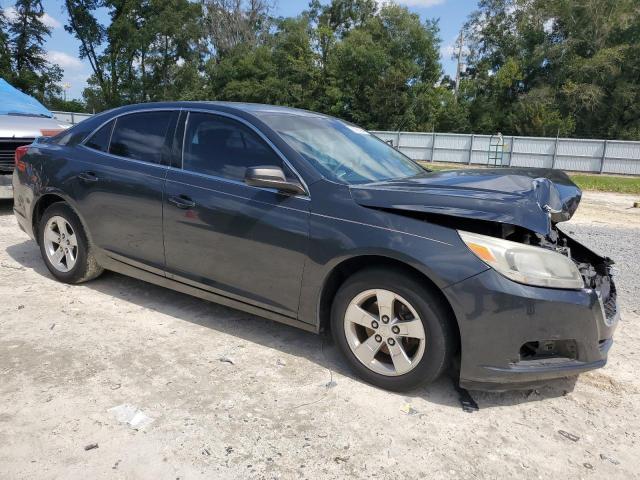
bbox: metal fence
[47,111,640,175]
[372,131,640,175]
[52,111,94,125]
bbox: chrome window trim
[181,108,310,198]
[77,144,171,173]
[165,173,311,212]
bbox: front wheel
[331,268,455,391]
[38,202,104,284]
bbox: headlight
[459,230,584,289]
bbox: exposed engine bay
[456,218,616,323]
[480,220,612,287]
[389,208,616,308]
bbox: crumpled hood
[350,168,582,236]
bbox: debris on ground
[218,356,235,365]
[452,381,479,413]
[400,403,419,416]
[558,430,580,442]
[599,453,620,465]
[276,358,286,367]
[325,380,337,389]
[109,404,155,430]
[84,443,98,451]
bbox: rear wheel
[38,202,103,284]
[331,268,455,391]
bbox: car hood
[349,168,582,236]
[0,114,70,138]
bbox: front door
[163,112,309,318]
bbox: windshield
[256,113,424,184]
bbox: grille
[0,139,34,172]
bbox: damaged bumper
[444,267,619,391]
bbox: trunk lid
[350,167,582,236]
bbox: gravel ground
[560,192,640,314]
[0,191,639,479]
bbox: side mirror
[244,166,306,195]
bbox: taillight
[15,145,29,172]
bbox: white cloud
[42,12,62,29]
[441,43,456,58]
[441,38,469,60]
[398,0,446,6]
[377,0,446,8]
[48,51,92,99]
[48,51,84,70]
[5,7,62,29]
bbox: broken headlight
[459,231,584,289]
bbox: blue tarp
[0,78,54,118]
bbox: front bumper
[0,173,12,199]
[444,269,619,391]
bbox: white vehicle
[0,79,70,199]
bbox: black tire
[38,202,104,284]
[331,267,456,391]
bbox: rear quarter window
[84,120,114,152]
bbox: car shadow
[3,207,578,410]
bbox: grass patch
[418,161,640,194]
[569,174,640,194]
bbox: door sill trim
[98,254,319,334]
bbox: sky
[2,0,479,100]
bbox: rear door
[72,110,178,273]
[162,111,310,318]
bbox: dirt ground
[1,192,639,480]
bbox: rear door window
[109,111,174,164]
[84,120,114,152]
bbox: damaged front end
[350,168,616,311]
[351,168,619,388]
[541,227,618,326]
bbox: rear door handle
[168,195,196,209]
[78,171,99,183]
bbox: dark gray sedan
[12,102,618,391]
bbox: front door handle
[168,195,196,209]
[78,171,99,183]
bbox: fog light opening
[519,340,578,361]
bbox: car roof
[106,101,329,119]
[210,102,327,117]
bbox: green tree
[0,7,12,79]
[463,0,640,139]
[206,15,317,108]
[324,3,441,130]
[8,0,62,99]
[64,0,204,110]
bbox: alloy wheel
[43,216,78,273]
[343,289,426,376]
